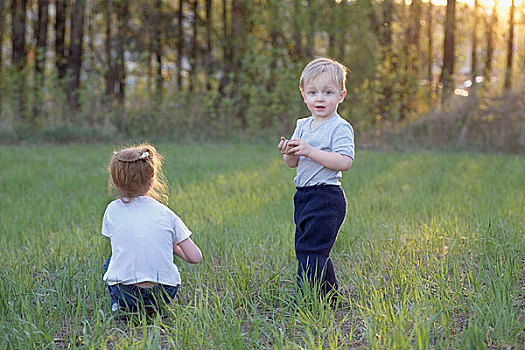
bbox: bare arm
[288,139,353,171]
[283,154,299,168]
[173,238,202,264]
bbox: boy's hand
[287,139,314,157]
[278,137,294,155]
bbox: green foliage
[373,90,525,154]
[1,0,524,149]
[0,144,523,348]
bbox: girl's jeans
[103,258,178,313]
[293,185,346,297]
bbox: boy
[278,57,354,299]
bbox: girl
[102,143,202,314]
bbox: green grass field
[1,143,523,349]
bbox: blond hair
[299,57,349,92]
[108,143,168,204]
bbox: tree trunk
[205,0,213,90]
[337,1,346,60]
[399,0,421,120]
[291,0,303,59]
[219,0,232,96]
[152,0,163,101]
[231,0,248,127]
[0,0,6,119]
[11,0,28,121]
[427,1,434,106]
[55,0,67,80]
[34,0,49,84]
[11,0,27,67]
[377,0,393,120]
[177,0,184,90]
[327,0,336,58]
[189,0,198,92]
[105,0,114,98]
[67,0,86,111]
[483,0,497,82]
[147,49,153,98]
[458,0,480,147]
[33,0,50,121]
[440,0,456,103]
[86,0,96,73]
[470,0,478,82]
[409,0,421,73]
[305,0,315,57]
[116,0,129,105]
[469,0,479,100]
[503,0,515,91]
[266,0,282,92]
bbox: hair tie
[139,152,150,160]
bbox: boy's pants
[293,184,346,297]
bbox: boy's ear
[301,90,306,102]
[339,90,347,103]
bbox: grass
[0,143,523,349]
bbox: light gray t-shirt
[101,196,192,286]
[291,114,354,187]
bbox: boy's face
[301,73,346,120]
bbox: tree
[115,0,129,105]
[205,0,213,90]
[152,0,163,101]
[399,0,422,120]
[305,0,316,57]
[427,0,434,105]
[441,0,456,103]
[33,0,49,120]
[219,0,232,96]
[34,0,49,85]
[375,0,394,120]
[292,0,303,59]
[0,0,5,119]
[470,0,478,82]
[483,0,497,82]
[189,0,198,92]
[67,0,86,110]
[105,0,115,99]
[177,0,184,90]
[470,0,479,99]
[10,0,28,120]
[230,0,250,127]
[504,0,515,91]
[408,0,422,74]
[55,0,67,80]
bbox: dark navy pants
[103,258,178,313]
[293,185,346,297]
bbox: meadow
[0,143,523,349]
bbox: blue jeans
[103,258,178,313]
[293,185,346,297]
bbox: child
[101,143,202,314]
[278,57,354,299]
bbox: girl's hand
[287,139,314,157]
[174,238,202,264]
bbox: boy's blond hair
[299,57,349,92]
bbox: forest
[1,0,524,151]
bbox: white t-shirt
[101,196,191,286]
